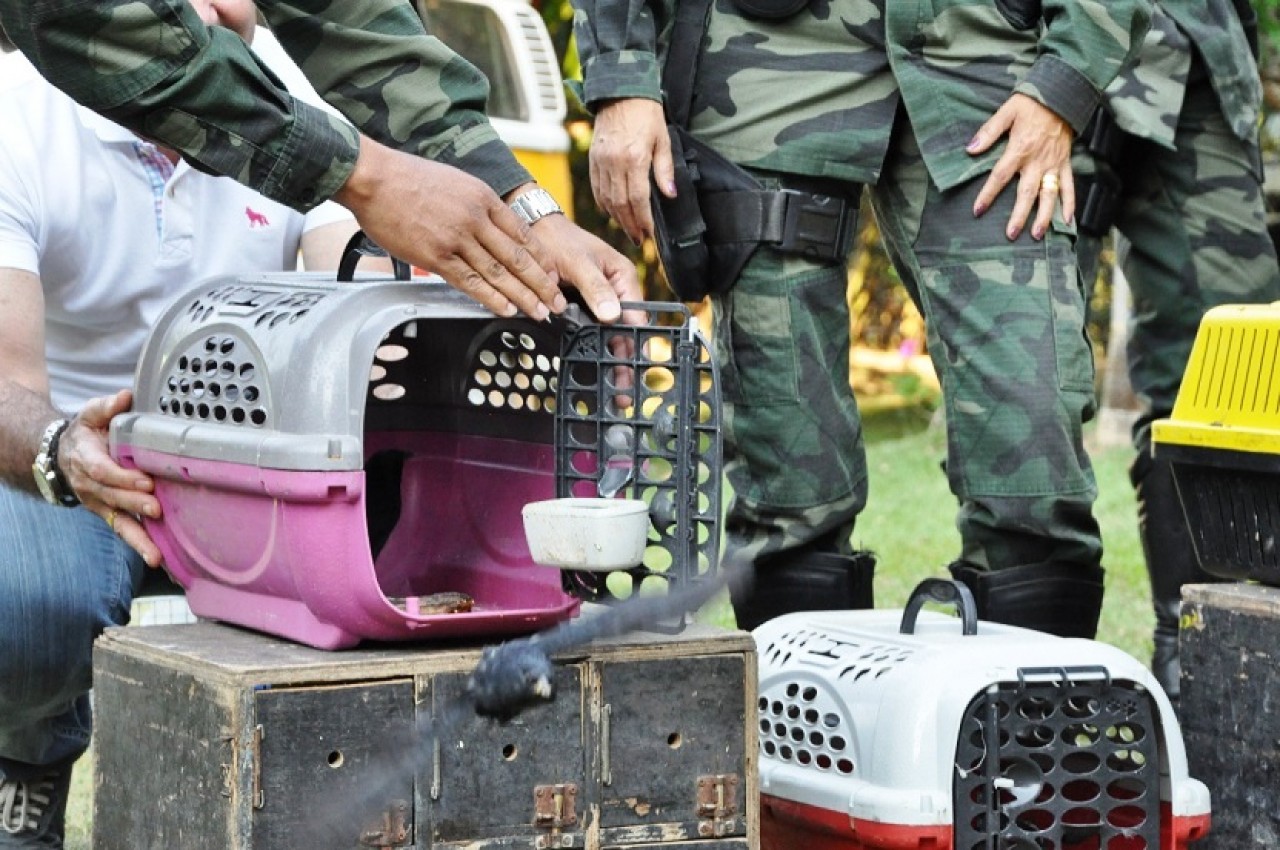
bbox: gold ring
[1041,173,1060,192]
[106,509,118,533]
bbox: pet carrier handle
[337,231,412,282]
[899,578,978,636]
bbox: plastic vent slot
[952,668,1160,850]
[760,627,916,677]
[158,333,268,428]
[757,679,857,776]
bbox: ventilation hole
[1064,695,1100,719]
[1061,752,1101,774]
[225,385,240,402]
[667,732,682,749]
[1014,809,1054,833]
[1064,723,1101,747]
[1016,725,1054,748]
[836,759,853,774]
[495,371,512,388]
[204,337,218,353]
[375,344,409,362]
[527,396,542,411]
[502,744,518,761]
[474,369,492,387]
[488,390,504,407]
[243,386,259,403]
[779,746,793,761]
[468,388,485,406]
[231,408,246,424]
[1019,696,1055,721]
[500,331,518,349]
[374,383,406,401]
[239,363,255,380]
[508,393,524,410]
[190,359,203,375]
[191,381,205,399]
[759,719,770,734]
[204,358,218,372]
[250,408,267,426]
[197,403,209,419]
[816,754,831,770]
[207,383,221,398]
[773,723,786,737]
[809,731,824,747]
[763,741,776,756]
[1062,779,1101,803]
[219,338,235,354]
[804,709,819,724]
[515,372,530,389]
[797,750,812,765]
[327,751,343,768]
[786,705,800,720]
[758,697,769,711]
[182,402,194,417]
[790,728,804,743]
[1106,723,1143,745]
[1107,750,1147,772]
[519,333,536,351]
[220,361,235,377]
[370,365,387,381]
[823,713,840,728]
[771,701,783,716]
[829,736,846,751]
[1107,778,1145,800]
[500,351,516,368]
[518,353,534,370]
[213,406,227,422]
[167,377,178,391]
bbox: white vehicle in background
[416,0,576,217]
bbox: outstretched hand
[966,93,1075,241]
[59,389,164,567]
[589,97,673,244]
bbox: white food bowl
[521,497,650,571]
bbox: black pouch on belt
[651,125,764,302]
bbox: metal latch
[358,799,411,848]
[696,774,739,837]
[533,783,578,848]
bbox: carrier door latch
[696,774,739,837]
[533,782,579,848]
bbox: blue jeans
[0,485,142,780]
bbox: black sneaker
[0,767,71,848]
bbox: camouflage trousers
[714,109,1102,574]
[1077,54,1280,460]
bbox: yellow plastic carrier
[1151,303,1280,584]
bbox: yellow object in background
[1153,303,1280,455]
[416,0,575,218]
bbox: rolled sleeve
[1014,55,1102,136]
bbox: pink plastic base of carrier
[114,431,580,649]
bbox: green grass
[696,402,1153,662]
[62,401,1153,847]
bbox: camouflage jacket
[573,0,1150,190]
[0,0,531,212]
[1106,0,1262,148]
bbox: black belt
[702,183,860,262]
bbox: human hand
[59,389,164,567]
[589,98,673,243]
[528,212,646,325]
[966,93,1075,241]
[336,136,566,320]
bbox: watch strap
[509,187,564,227]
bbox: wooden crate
[1180,583,1280,848]
[92,621,758,850]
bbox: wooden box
[92,621,758,850]
[1180,583,1280,848]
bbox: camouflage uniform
[575,0,1149,633]
[0,0,532,209]
[1076,0,1280,695]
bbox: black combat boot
[949,560,1105,639]
[730,549,876,632]
[1132,452,1220,703]
[0,765,72,848]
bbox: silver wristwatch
[509,188,564,227]
[32,418,80,507]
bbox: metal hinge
[358,799,412,848]
[251,724,264,809]
[696,774,739,838]
[533,783,578,849]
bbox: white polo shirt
[0,30,355,413]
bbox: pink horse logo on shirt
[245,206,270,228]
